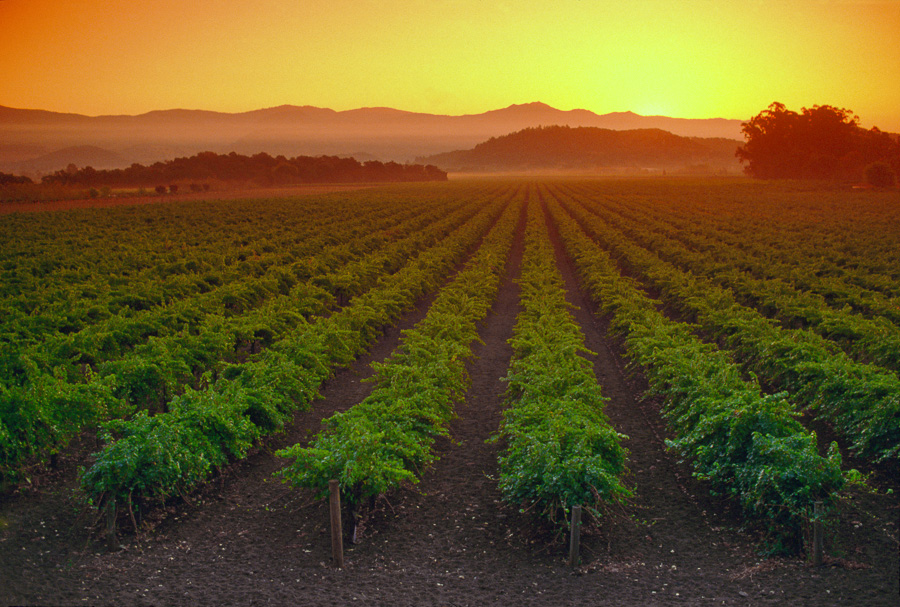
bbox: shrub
[865,162,896,188]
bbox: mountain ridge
[0,102,746,175]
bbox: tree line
[0,172,34,185]
[38,151,447,188]
[736,102,899,185]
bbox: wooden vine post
[812,500,824,567]
[328,480,344,568]
[568,505,582,567]
[106,499,117,552]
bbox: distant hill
[7,145,127,174]
[419,125,742,173]
[0,102,746,176]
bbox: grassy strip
[495,199,629,528]
[276,193,522,508]
[78,195,508,510]
[562,192,900,462]
[548,196,847,553]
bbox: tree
[736,102,900,181]
[0,171,34,185]
[865,162,896,188]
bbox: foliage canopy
[736,102,900,181]
[40,151,447,188]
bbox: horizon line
[0,101,747,123]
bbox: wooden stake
[106,500,117,552]
[568,505,582,567]
[812,501,824,567]
[350,505,360,545]
[329,480,344,568]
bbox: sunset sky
[1,0,899,130]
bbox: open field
[1,178,898,605]
[0,183,379,215]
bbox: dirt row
[1,194,898,605]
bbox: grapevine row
[88,190,487,408]
[495,195,629,527]
[547,192,846,550]
[276,190,522,509]
[563,180,900,308]
[558,190,900,462]
[79,191,510,510]
[0,193,488,483]
[565,186,900,370]
[0,194,406,345]
[4,196,447,383]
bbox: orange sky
[1,0,899,130]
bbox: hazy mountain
[7,145,128,174]
[419,125,742,173]
[0,102,746,175]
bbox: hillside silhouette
[419,125,741,173]
[0,103,744,177]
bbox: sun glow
[633,103,677,119]
[0,0,898,129]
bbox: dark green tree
[865,162,896,188]
[736,102,900,180]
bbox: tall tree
[737,102,898,180]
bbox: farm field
[1,178,898,606]
[0,183,380,215]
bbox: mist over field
[0,102,744,175]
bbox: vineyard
[1,179,897,605]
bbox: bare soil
[1,204,897,606]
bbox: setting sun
[1,0,898,130]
